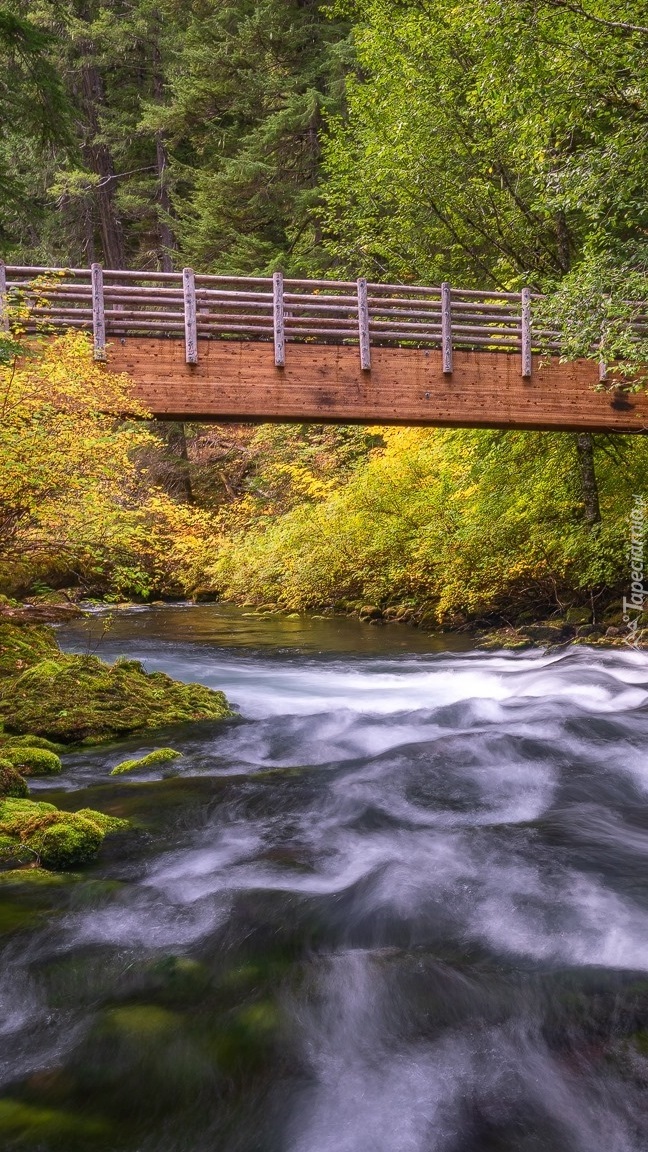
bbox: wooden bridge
[2,263,648,432]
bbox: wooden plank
[0,262,9,332]
[182,267,198,365]
[441,282,453,374]
[357,277,371,370]
[90,263,106,361]
[521,287,531,378]
[273,272,285,367]
[103,339,648,433]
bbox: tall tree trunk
[162,423,194,504]
[153,31,176,272]
[155,133,175,272]
[575,433,601,527]
[76,60,126,269]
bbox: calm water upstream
[3,605,648,1151]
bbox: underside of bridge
[107,338,648,433]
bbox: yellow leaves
[267,462,338,501]
[0,331,159,581]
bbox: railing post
[598,334,608,383]
[521,286,531,378]
[357,277,371,370]
[441,281,452,374]
[0,263,9,332]
[183,267,198,365]
[91,262,106,361]
[273,271,285,367]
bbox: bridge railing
[0,263,564,378]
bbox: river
[3,604,648,1151]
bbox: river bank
[3,594,644,653]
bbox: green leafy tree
[0,6,71,250]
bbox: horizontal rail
[1,262,627,376]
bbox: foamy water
[3,606,648,1151]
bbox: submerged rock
[110,747,182,776]
[0,1099,107,1147]
[0,624,234,744]
[0,797,129,870]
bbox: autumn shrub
[0,328,222,600]
[211,428,648,621]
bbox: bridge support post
[183,268,198,365]
[91,263,106,361]
[0,262,8,332]
[441,282,452,374]
[357,277,371,370]
[521,287,531,378]
[273,272,285,367]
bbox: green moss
[0,798,58,825]
[75,808,129,833]
[0,797,130,870]
[26,815,103,870]
[0,623,59,679]
[3,746,62,775]
[0,759,29,798]
[2,734,66,752]
[0,867,78,885]
[110,747,182,776]
[0,832,31,865]
[0,628,234,744]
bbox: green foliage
[110,747,182,776]
[0,6,71,247]
[4,0,349,272]
[1,0,647,627]
[325,0,648,278]
[156,0,350,273]
[211,427,647,621]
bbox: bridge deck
[109,339,648,432]
[2,263,647,431]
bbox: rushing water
[3,605,648,1151]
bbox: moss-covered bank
[0,622,234,744]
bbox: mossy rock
[0,867,79,885]
[0,631,234,744]
[75,808,129,834]
[0,797,130,870]
[0,623,59,678]
[0,832,32,866]
[2,734,66,753]
[0,759,29,799]
[102,1004,180,1038]
[110,747,182,776]
[2,745,62,775]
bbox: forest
[2,0,648,632]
